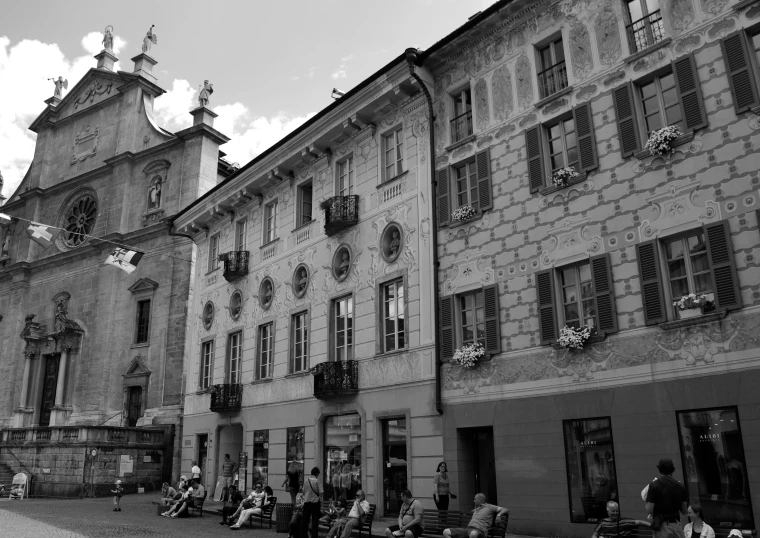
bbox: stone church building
[0,42,231,495]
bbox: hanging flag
[26,222,62,249]
[0,213,12,225]
[104,247,144,274]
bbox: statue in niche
[142,25,157,53]
[102,25,114,51]
[389,230,401,258]
[48,76,68,98]
[54,299,69,333]
[148,177,162,210]
[262,280,273,307]
[198,80,214,107]
[297,268,308,294]
[1,230,10,257]
[338,251,350,278]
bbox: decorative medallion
[70,125,100,165]
[259,277,274,310]
[292,264,310,299]
[202,302,214,330]
[229,290,243,321]
[332,245,352,282]
[380,222,403,263]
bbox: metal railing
[209,384,243,412]
[312,360,359,399]
[537,60,569,100]
[626,10,665,54]
[450,110,473,144]
[321,195,360,237]
[220,251,249,282]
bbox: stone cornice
[174,123,230,145]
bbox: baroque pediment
[128,278,159,294]
[541,217,603,268]
[123,356,151,377]
[638,179,720,241]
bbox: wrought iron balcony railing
[209,383,243,412]
[537,60,569,100]
[450,110,473,144]
[626,10,665,54]
[220,251,249,282]
[321,195,359,237]
[312,360,359,399]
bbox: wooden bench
[317,501,376,538]
[629,523,746,538]
[418,510,509,538]
[189,491,207,517]
[248,497,277,528]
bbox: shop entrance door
[459,427,497,504]
[197,434,208,484]
[382,418,408,516]
[39,355,59,427]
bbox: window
[625,0,664,54]
[562,417,619,523]
[612,54,707,158]
[537,37,568,99]
[636,220,741,325]
[200,340,214,390]
[253,430,269,486]
[439,284,501,359]
[337,157,354,196]
[135,299,151,344]
[535,254,618,345]
[459,291,485,347]
[235,219,247,251]
[454,160,480,214]
[333,295,353,361]
[720,31,760,114]
[257,322,274,380]
[296,182,313,227]
[383,128,404,181]
[291,311,309,373]
[546,116,579,176]
[264,202,277,244]
[450,88,473,144]
[676,407,754,529]
[208,233,220,272]
[437,149,493,226]
[286,427,305,490]
[324,414,362,501]
[227,331,242,384]
[382,279,405,353]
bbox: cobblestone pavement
[0,495,283,537]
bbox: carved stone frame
[122,356,151,427]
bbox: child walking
[112,479,124,511]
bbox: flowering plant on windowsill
[557,325,592,349]
[645,126,683,156]
[451,205,476,224]
[673,293,709,311]
[452,343,485,369]
[550,166,579,188]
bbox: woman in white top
[684,504,715,538]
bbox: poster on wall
[213,476,226,502]
[119,455,134,477]
[9,473,28,499]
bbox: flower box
[557,325,592,349]
[677,308,702,320]
[451,205,476,224]
[452,343,485,369]
[645,126,683,157]
[673,293,711,315]
[550,166,579,188]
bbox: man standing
[191,460,202,483]
[444,494,508,538]
[222,454,238,502]
[592,501,650,538]
[645,458,688,538]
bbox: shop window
[677,407,754,530]
[253,430,269,487]
[436,149,493,226]
[562,417,619,524]
[324,414,362,501]
[286,427,305,489]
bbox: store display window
[325,414,362,501]
[253,430,269,486]
[286,427,305,490]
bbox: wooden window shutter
[525,126,544,193]
[536,269,558,345]
[590,253,618,334]
[704,220,742,311]
[635,240,666,325]
[436,167,450,227]
[721,32,760,114]
[673,53,708,132]
[613,82,641,157]
[476,149,493,211]
[573,102,599,173]
[439,295,455,360]
[483,284,501,354]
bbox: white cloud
[307,66,320,79]
[331,70,346,80]
[331,54,354,80]
[152,79,196,132]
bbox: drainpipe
[405,48,443,416]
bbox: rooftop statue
[48,76,68,98]
[102,25,114,51]
[199,80,214,107]
[142,25,157,53]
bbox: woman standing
[684,505,715,538]
[283,460,301,505]
[300,467,322,538]
[432,462,456,510]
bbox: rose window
[63,195,98,247]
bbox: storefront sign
[239,451,248,470]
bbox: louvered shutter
[636,240,666,325]
[437,167,450,227]
[536,269,558,345]
[574,102,599,173]
[476,149,493,211]
[525,126,544,193]
[483,283,501,354]
[704,220,742,311]
[673,53,708,132]
[439,295,455,360]
[590,253,618,334]
[721,32,760,114]
[613,82,641,157]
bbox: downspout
[405,49,443,416]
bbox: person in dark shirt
[219,485,244,525]
[592,501,650,538]
[645,458,688,538]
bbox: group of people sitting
[219,482,274,530]
[160,476,206,518]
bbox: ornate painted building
[0,42,232,495]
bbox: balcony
[220,251,249,282]
[537,60,569,100]
[450,110,473,144]
[321,196,359,237]
[209,383,243,412]
[626,10,665,54]
[312,360,359,399]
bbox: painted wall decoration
[569,22,594,80]
[515,54,533,110]
[595,6,622,66]
[699,0,729,15]
[669,0,696,31]
[475,78,490,130]
[492,64,514,122]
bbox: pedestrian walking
[111,479,124,511]
[191,460,202,483]
[433,462,456,510]
[300,467,322,538]
[645,458,688,538]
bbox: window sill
[285,370,311,378]
[130,342,150,349]
[633,132,695,161]
[374,348,409,360]
[252,377,273,385]
[376,170,409,189]
[624,38,672,64]
[551,334,607,351]
[291,220,314,234]
[534,86,574,109]
[734,0,760,11]
[539,173,587,196]
[260,238,280,250]
[195,388,211,395]
[205,268,220,276]
[751,105,760,115]
[445,134,477,153]
[659,310,727,331]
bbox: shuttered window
[439,283,501,358]
[440,149,493,225]
[720,32,760,114]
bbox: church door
[127,386,143,427]
[39,355,59,427]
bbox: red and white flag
[104,247,144,274]
[25,222,62,249]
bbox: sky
[0,0,494,199]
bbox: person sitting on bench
[385,490,424,538]
[443,493,508,538]
[162,484,193,518]
[161,482,180,506]
[339,490,370,538]
[230,482,269,529]
[220,485,244,525]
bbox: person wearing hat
[727,530,743,538]
[645,458,688,538]
[111,479,124,512]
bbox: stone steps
[0,461,15,496]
